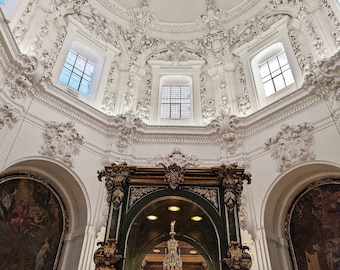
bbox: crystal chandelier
[163,221,183,270]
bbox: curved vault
[124,197,219,270]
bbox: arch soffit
[123,190,221,270]
[1,156,91,233]
[261,161,340,239]
[125,189,222,231]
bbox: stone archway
[1,158,89,270]
[123,194,220,270]
[262,162,340,270]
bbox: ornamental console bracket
[214,163,253,270]
[94,162,135,270]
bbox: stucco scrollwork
[215,163,251,212]
[321,0,340,49]
[151,147,201,168]
[150,44,203,63]
[5,69,34,100]
[151,148,201,190]
[223,241,252,270]
[188,187,219,210]
[210,113,243,155]
[264,123,315,172]
[111,111,144,153]
[0,104,18,129]
[200,73,216,123]
[101,61,117,115]
[161,163,186,190]
[237,63,251,116]
[239,194,248,230]
[303,52,340,108]
[98,162,130,210]
[128,186,161,208]
[40,121,85,167]
[136,72,152,121]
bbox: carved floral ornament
[0,104,18,129]
[21,0,320,67]
[40,121,85,167]
[110,111,145,153]
[93,238,122,270]
[223,241,252,270]
[210,113,243,155]
[302,51,340,109]
[151,148,200,190]
[97,162,130,210]
[264,123,315,172]
[215,163,251,212]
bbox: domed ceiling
[94,0,261,39]
[110,0,246,23]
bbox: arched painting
[0,173,67,270]
[287,179,340,270]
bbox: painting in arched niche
[287,179,340,270]
[0,173,67,270]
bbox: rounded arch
[1,156,90,269]
[262,161,340,270]
[121,188,226,270]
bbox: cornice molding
[95,0,261,35]
[1,2,339,155]
[244,92,322,136]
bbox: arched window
[56,40,103,99]
[258,51,294,96]
[252,43,295,97]
[159,75,192,120]
[59,49,94,95]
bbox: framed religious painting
[286,178,340,270]
[0,173,68,270]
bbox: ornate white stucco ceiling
[106,0,248,23]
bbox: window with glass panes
[59,49,94,95]
[259,52,294,97]
[160,84,192,119]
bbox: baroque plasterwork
[98,162,130,210]
[236,63,251,116]
[0,104,18,129]
[136,72,152,121]
[239,195,248,230]
[264,123,315,172]
[128,186,162,209]
[5,70,34,100]
[321,0,340,49]
[96,0,261,35]
[200,73,216,124]
[2,0,339,158]
[149,46,204,63]
[101,61,117,115]
[40,121,85,167]
[216,163,251,212]
[12,0,335,79]
[150,147,201,168]
[187,187,219,211]
[302,51,340,129]
[151,148,201,189]
[111,111,145,153]
[210,113,243,155]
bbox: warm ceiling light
[189,250,198,255]
[168,206,181,212]
[147,215,158,220]
[153,249,161,253]
[191,216,203,221]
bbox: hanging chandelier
[163,221,183,270]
